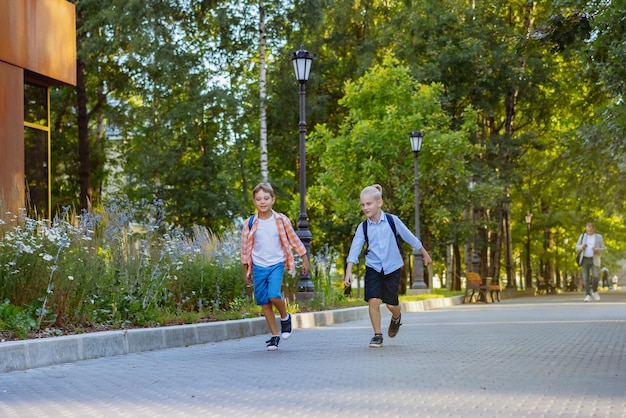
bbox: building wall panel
[0,0,76,86]
[0,61,25,213]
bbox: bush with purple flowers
[0,198,247,339]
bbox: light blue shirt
[346,211,423,274]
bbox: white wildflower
[41,253,54,262]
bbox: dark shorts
[364,266,401,305]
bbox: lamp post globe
[291,46,313,82]
[291,46,314,298]
[409,130,427,290]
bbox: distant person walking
[575,223,605,302]
[241,182,310,350]
[344,184,432,348]
[601,267,613,290]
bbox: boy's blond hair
[360,184,383,200]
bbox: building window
[24,82,50,219]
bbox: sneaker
[388,314,402,338]
[369,334,383,348]
[266,336,280,351]
[592,291,600,301]
[583,295,591,302]
[281,313,292,339]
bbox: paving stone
[0,292,624,417]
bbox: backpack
[248,215,255,230]
[362,213,403,256]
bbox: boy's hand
[344,272,353,287]
[244,265,252,286]
[344,262,354,287]
[301,256,310,276]
[422,251,432,266]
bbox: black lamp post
[503,199,515,289]
[525,212,533,289]
[563,237,568,289]
[291,46,314,297]
[409,130,427,290]
[468,178,480,273]
[554,231,561,289]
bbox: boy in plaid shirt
[241,182,310,350]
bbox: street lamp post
[409,130,427,290]
[291,46,314,298]
[554,231,561,289]
[525,213,533,289]
[503,199,515,289]
[563,237,569,289]
[468,178,480,273]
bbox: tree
[308,54,475,288]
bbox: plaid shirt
[241,211,307,277]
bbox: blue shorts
[252,262,285,305]
[364,266,401,305]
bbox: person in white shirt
[575,223,605,302]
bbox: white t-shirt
[583,234,596,258]
[252,215,286,267]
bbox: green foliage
[0,302,37,340]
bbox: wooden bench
[464,271,487,303]
[486,276,502,302]
[464,272,501,303]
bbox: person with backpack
[344,184,432,348]
[575,222,605,302]
[241,182,310,350]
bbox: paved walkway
[0,291,625,417]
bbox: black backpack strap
[362,220,369,255]
[385,213,403,255]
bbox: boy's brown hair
[252,182,275,198]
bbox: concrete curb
[0,295,464,373]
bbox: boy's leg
[383,268,402,337]
[271,297,292,339]
[368,298,382,334]
[387,303,401,319]
[364,267,385,347]
[252,264,272,328]
[262,303,278,335]
[266,262,292,338]
[364,267,384,334]
[270,297,288,319]
[253,263,282,339]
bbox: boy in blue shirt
[344,184,432,348]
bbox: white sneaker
[592,291,600,301]
[583,295,591,302]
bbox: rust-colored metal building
[0,0,76,217]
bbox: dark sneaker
[281,313,292,339]
[388,314,402,338]
[266,336,280,351]
[369,333,383,348]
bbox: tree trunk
[451,243,462,291]
[258,0,268,182]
